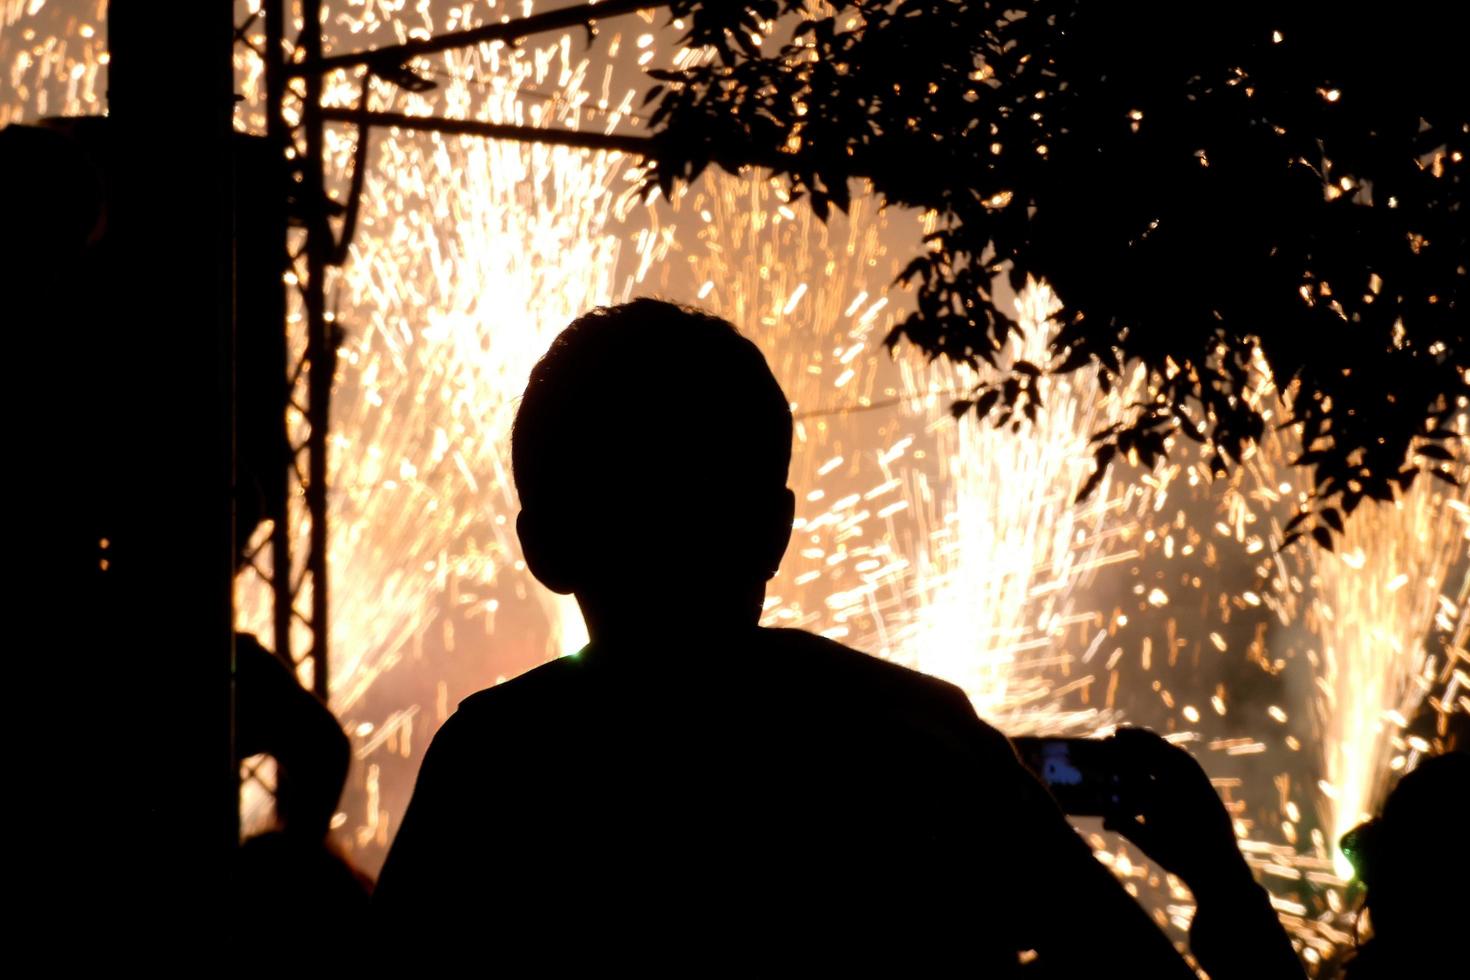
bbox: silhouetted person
[3,117,363,958]
[233,505,369,965]
[234,489,350,840]
[374,299,1194,974]
[235,633,351,840]
[1105,727,1304,979]
[1335,749,1468,978]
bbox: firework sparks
[1226,365,1470,882]
[0,1,107,126]
[7,7,1468,969]
[1306,446,1469,876]
[888,280,1141,732]
[230,4,638,700]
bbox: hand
[1103,727,1252,898]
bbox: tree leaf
[973,387,1002,420]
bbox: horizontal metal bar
[291,0,660,77]
[320,107,656,156]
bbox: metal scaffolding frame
[233,0,657,814]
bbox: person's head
[1341,750,1467,952]
[512,299,795,639]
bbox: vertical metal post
[264,0,294,678]
[301,0,333,702]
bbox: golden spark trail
[12,11,1470,962]
[1233,365,1470,881]
[1306,441,1469,876]
[638,175,1145,732]
[231,3,641,697]
[892,280,1143,732]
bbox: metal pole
[302,0,333,702]
[319,107,657,155]
[264,0,294,675]
[291,0,658,77]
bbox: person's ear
[760,487,797,581]
[517,508,578,595]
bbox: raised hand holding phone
[1101,727,1250,896]
[1010,735,1130,816]
[1015,727,1304,980]
[1113,728,1304,978]
[1014,728,1248,889]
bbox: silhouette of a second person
[375,299,1193,975]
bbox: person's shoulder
[234,631,308,696]
[759,628,1012,747]
[455,655,584,722]
[761,627,965,700]
[234,631,284,674]
[419,657,584,767]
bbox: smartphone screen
[1011,736,1122,816]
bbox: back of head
[511,299,794,626]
